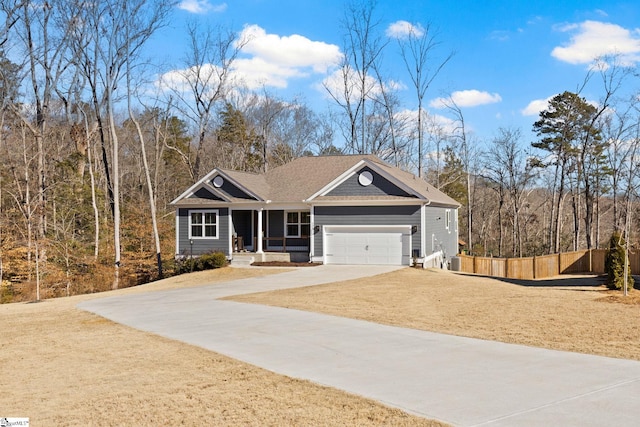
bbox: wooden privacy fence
[457,249,640,280]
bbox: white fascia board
[310,199,424,206]
[170,169,222,205]
[304,160,367,201]
[427,200,463,209]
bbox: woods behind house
[1,1,639,301]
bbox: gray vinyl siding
[177,208,229,256]
[327,167,414,197]
[314,205,421,256]
[193,187,224,200]
[217,178,255,199]
[423,206,458,260]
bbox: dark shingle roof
[175,155,460,207]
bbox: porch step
[231,252,310,266]
[231,253,256,266]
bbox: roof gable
[171,155,460,208]
[326,166,415,198]
[170,169,264,206]
[306,158,426,202]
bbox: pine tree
[604,231,634,290]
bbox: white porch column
[256,208,264,254]
[420,204,426,258]
[228,209,234,255]
[309,206,314,258]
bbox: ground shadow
[454,272,608,289]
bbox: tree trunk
[128,109,163,280]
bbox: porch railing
[244,235,311,253]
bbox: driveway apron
[78,266,640,427]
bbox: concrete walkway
[78,266,640,426]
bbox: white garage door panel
[325,228,410,265]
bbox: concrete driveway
[78,265,640,426]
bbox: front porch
[230,208,311,265]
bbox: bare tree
[326,0,387,154]
[443,98,473,252]
[577,56,633,249]
[395,22,452,177]
[162,23,246,181]
[68,0,173,288]
[486,128,534,257]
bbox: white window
[454,209,458,232]
[445,209,451,232]
[285,211,310,237]
[189,209,218,239]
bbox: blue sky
[150,0,640,145]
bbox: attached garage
[323,226,411,265]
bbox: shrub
[1,281,14,304]
[605,231,634,290]
[177,251,227,274]
[196,251,228,270]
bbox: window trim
[189,209,219,239]
[285,210,310,238]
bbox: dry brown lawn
[231,268,640,361]
[0,267,443,427]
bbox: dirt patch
[0,266,444,426]
[230,268,640,361]
[597,291,640,305]
[251,261,322,267]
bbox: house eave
[309,198,427,206]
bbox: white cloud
[178,1,227,14]
[232,57,303,89]
[239,25,342,74]
[552,20,640,65]
[521,97,553,116]
[318,65,378,102]
[158,25,342,93]
[386,20,425,39]
[429,90,502,109]
[489,30,511,42]
[521,94,600,116]
[317,65,406,103]
[157,64,227,99]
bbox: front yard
[230,267,640,361]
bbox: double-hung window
[285,211,310,237]
[190,210,218,239]
[445,209,451,232]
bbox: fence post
[558,253,561,275]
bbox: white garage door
[324,226,411,265]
